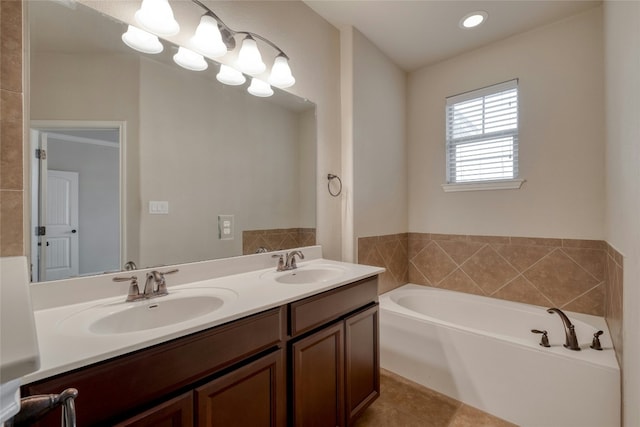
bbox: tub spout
[547,308,581,351]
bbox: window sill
[441,179,525,193]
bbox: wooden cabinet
[345,305,379,426]
[289,278,380,427]
[22,276,379,427]
[115,392,193,427]
[291,322,345,427]
[195,349,285,427]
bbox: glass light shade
[216,64,246,86]
[191,15,227,58]
[268,55,295,88]
[247,78,273,97]
[135,0,180,36]
[122,25,163,54]
[173,47,208,71]
[237,36,266,75]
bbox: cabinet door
[291,322,345,427]
[114,392,193,427]
[344,304,379,426]
[195,349,285,427]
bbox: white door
[44,170,79,280]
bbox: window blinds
[446,79,519,184]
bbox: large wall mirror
[28,1,317,282]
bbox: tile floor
[355,369,518,427]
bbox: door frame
[30,120,127,281]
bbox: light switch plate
[149,201,169,214]
[218,215,234,240]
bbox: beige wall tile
[368,232,612,317]
[493,276,553,307]
[562,284,604,316]
[0,89,24,192]
[524,250,599,306]
[0,189,23,256]
[460,246,518,294]
[1,0,23,92]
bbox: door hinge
[35,226,46,236]
[35,148,47,160]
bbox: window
[445,80,521,190]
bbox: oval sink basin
[90,295,224,334]
[263,265,346,285]
[58,287,238,335]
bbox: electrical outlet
[218,215,234,240]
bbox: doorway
[30,121,125,282]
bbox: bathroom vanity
[20,249,382,426]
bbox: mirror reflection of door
[31,122,124,282]
[45,170,79,281]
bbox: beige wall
[408,7,605,240]
[352,29,408,252]
[137,57,306,266]
[604,1,640,425]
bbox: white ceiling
[303,0,601,71]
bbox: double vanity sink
[23,247,384,426]
[56,263,347,336]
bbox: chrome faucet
[144,269,178,297]
[113,269,178,302]
[285,250,304,269]
[272,250,305,271]
[547,308,581,351]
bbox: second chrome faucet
[272,250,305,271]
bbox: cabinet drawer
[289,277,378,337]
[25,307,285,426]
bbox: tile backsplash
[242,228,316,255]
[0,0,24,257]
[605,243,624,367]
[359,233,610,317]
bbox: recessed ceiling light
[460,11,488,29]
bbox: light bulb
[173,47,208,71]
[460,11,488,29]
[122,25,163,54]
[268,54,295,88]
[237,36,266,75]
[216,64,246,86]
[135,0,180,36]
[247,78,273,97]
[191,15,227,58]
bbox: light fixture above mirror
[122,0,296,97]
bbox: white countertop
[24,249,384,384]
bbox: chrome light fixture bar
[123,0,296,97]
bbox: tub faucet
[547,308,581,351]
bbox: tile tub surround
[242,228,316,255]
[605,243,623,367]
[358,233,609,317]
[0,0,24,257]
[358,233,408,294]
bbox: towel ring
[327,174,342,197]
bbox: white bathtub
[379,284,620,427]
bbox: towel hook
[327,173,342,197]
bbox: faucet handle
[590,330,604,350]
[153,269,178,295]
[531,329,551,347]
[113,275,140,301]
[272,254,285,271]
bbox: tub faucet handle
[531,329,551,348]
[590,330,604,351]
